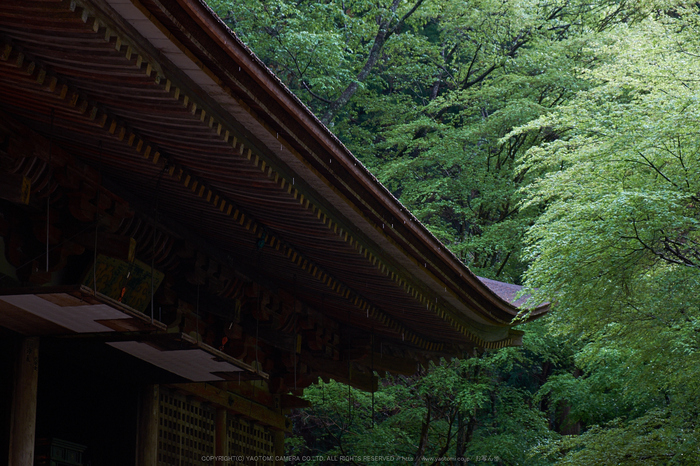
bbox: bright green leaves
[282,281,675,465]
[540,408,700,465]
[513,5,700,463]
[205,0,700,462]
[208,0,617,283]
[518,9,700,309]
[286,333,572,464]
[209,0,367,112]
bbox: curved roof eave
[97,0,549,336]
[161,0,550,324]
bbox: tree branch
[636,150,679,189]
[389,0,427,37]
[463,43,482,87]
[320,0,427,124]
[413,397,432,466]
[302,81,336,104]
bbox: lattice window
[227,417,274,465]
[158,390,215,466]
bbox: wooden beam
[215,408,227,466]
[73,232,136,263]
[273,430,285,466]
[8,337,39,466]
[136,384,159,466]
[0,172,30,205]
[173,382,287,431]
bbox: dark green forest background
[207,0,700,463]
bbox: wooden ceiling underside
[0,0,544,354]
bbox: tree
[337,0,657,281]
[208,0,432,124]
[205,0,699,463]
[286,318,578,465]
[208,0,659,282]
[512,5,700,463]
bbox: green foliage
[208,0,358,101]
[512,4,700,463]
[207,0,700,462]
[344,0,595,281]
[285,318,577,465]
[209,0,667,282]
[538,408,699,465]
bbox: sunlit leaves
[206,0,700,462]
[515,5,700,463]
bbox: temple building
[0,0,548,464]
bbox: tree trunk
[321,27,389,125]
[8,337,39,466]
[429,71,443,101]
[413,397,432,466]
[455,411,466,460]
[320,0,427,125]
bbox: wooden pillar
[136,384,159,466]
[273,429,285,466]
[8,336,39,466]
[214,408,227,466]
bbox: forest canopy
[207,0,700,463]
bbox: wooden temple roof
[0,0,547,389]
